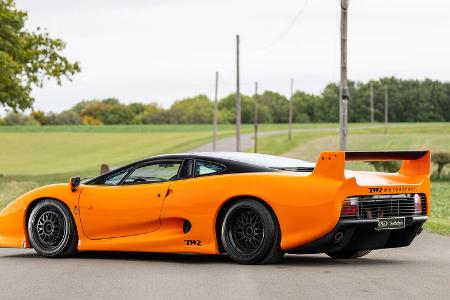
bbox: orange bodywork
[0,151,430,254]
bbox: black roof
[153,152,315,169]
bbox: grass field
[0,123,306,176]
[0,122,449,235]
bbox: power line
[264,0,309,49]
[241,0,310,51]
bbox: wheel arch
[214,195,279,253]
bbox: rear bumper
[288,216,427,254]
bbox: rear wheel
[326,250,372,259]
[221,199,284,264]
[28,199,78,258]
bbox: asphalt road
[0,232,449,299]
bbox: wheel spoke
[35,209,65,247]
[228,208,265,254]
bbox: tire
[326,250,372,259]
[27,199,78,258]
[221,199,284,264]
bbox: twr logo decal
[368,187,383,193]
[184,240,202,246]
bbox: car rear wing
[312,150,431,180]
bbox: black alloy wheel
[228,208,265,255]
[36,210,64,247]
[28,199,78,258]
[221,199,284,264]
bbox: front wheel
[326,250,372,259]
[27,199,78,257]
[221,199,284,264]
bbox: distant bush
[47,111,82,125]
[30,111,49,125]
[368,161,400,173]
[3,112,38,125]
[432,152,450,179]
[81,116,102,125]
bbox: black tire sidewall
[221,199,278,264]
[28,199,74,257]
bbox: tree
[292,91,320,123]
[30,110,48,125]
[2,111,37,125]
[47,110,81,125]
[257,91,289,123]
[218,93,272,123]
[2,111,27,125]
[0,0,80,111]
[133,103,163,124]
[169,95,213,124]
[103,105,134,124]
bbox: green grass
[425,181,450,235]
[0,123,324,176]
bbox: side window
[102,169,130,186]
[194,160,225,177]
[123,162,182,184]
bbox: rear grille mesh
[341,193,427,219]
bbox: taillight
[414,194,422,215]
[341,196,359,218]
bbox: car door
[79,160,182,239]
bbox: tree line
[1,77,450,125]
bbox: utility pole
[254,82,258,153]
[288,78,294,140]
[370,82,374,123]
[384,85,388,133]
[236,34,241,152]
[212,71,219,151]
[339,0,349,151]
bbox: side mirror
[69,176,81,192]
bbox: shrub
[30,110,49,125]
[82,116,102,125]
[3,112,28,125]
[432,152,450,179]
[47,111,82,125]
[368,161,400,173]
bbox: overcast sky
[12,0,450,113]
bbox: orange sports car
[0,151,430,264]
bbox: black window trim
[193,159,227,178]
[177,159,194,181]
[118,159,184,186]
